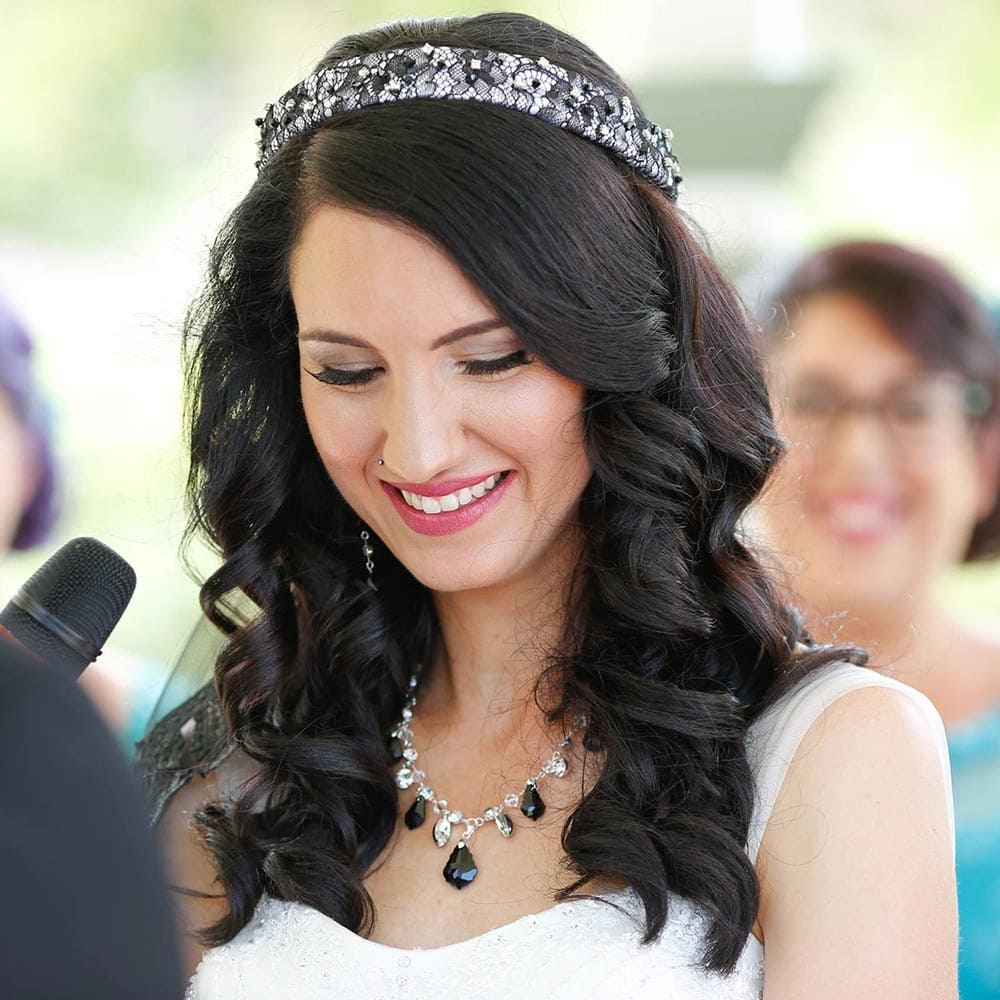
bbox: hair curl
[183,12,853,974]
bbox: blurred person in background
[0,293,155,748]
[756,240,1000,999]
[0,297,182,994]
[0,294,57,557]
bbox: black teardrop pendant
[389,735,404,761]
[520,783,546,820]
[443,841,478,889]
[404,795,426,829]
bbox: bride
[138,13,957,998]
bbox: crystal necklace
[389,673,586,890]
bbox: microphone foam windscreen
[0,537,137,676]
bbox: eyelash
[307,350,532,387]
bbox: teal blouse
[949,700,1000,999]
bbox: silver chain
[391,672,586,847]
[360,530,375,575]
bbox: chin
[399,556,515,594]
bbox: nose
[378,374,465,483]
[826,408,895,477]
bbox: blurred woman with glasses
[756,240,1000,999]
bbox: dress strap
[744,662,954,865]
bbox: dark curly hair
[183,12,852,975]
[763,239,1000,562]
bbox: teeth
[400,473,505,514]
[826,500,895,535]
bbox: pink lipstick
[380,472,516,536]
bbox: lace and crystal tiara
[255,43,682,198]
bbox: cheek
[300,379,378,488]
[498,376,589,476]
[0,420,34,546]
[909,449,981,530]
[767,428,818,508]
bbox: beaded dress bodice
[187,890,763,1000]
[137,663,951,1000]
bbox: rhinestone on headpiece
[256,43,682,198]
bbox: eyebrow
[298,318,509,351]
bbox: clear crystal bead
[447,810,462,824]
[504,792,519,808]
[433,814,452,847]
[551,754,568,778]
[395,767,414,789]
[484,807,496,820]
[495,811,514,838]
[402,707,413,721]
[420,787,435,800]
[403,748,418,762]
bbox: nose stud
[377,458,385,467]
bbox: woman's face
[757,291,992,619]
[290,204,592,594]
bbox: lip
[816,491,903,544]
[380,471,516,536]
[383,473,506,498]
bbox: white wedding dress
[186,663,953,999]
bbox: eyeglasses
[774,376,977,455]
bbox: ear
[975,421,1000,519]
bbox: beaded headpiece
[256,43,682,198]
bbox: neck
[807,593,970,691]
[420,529,582,735]
[804,590,1000,726]
[806,591,936,663]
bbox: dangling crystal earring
[360,529,377,591]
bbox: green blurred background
[1,0,997,717]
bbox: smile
[399,472,508,514]
[380,471,516,537]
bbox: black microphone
[0,537,136,678]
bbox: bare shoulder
[792,681,950,774]
[157,751,259,981]
[756,683,957,1000]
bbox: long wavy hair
[184,12,853,973]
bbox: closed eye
[460,350,532,376]
[307,366,381,387]
[306,350,532,388]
